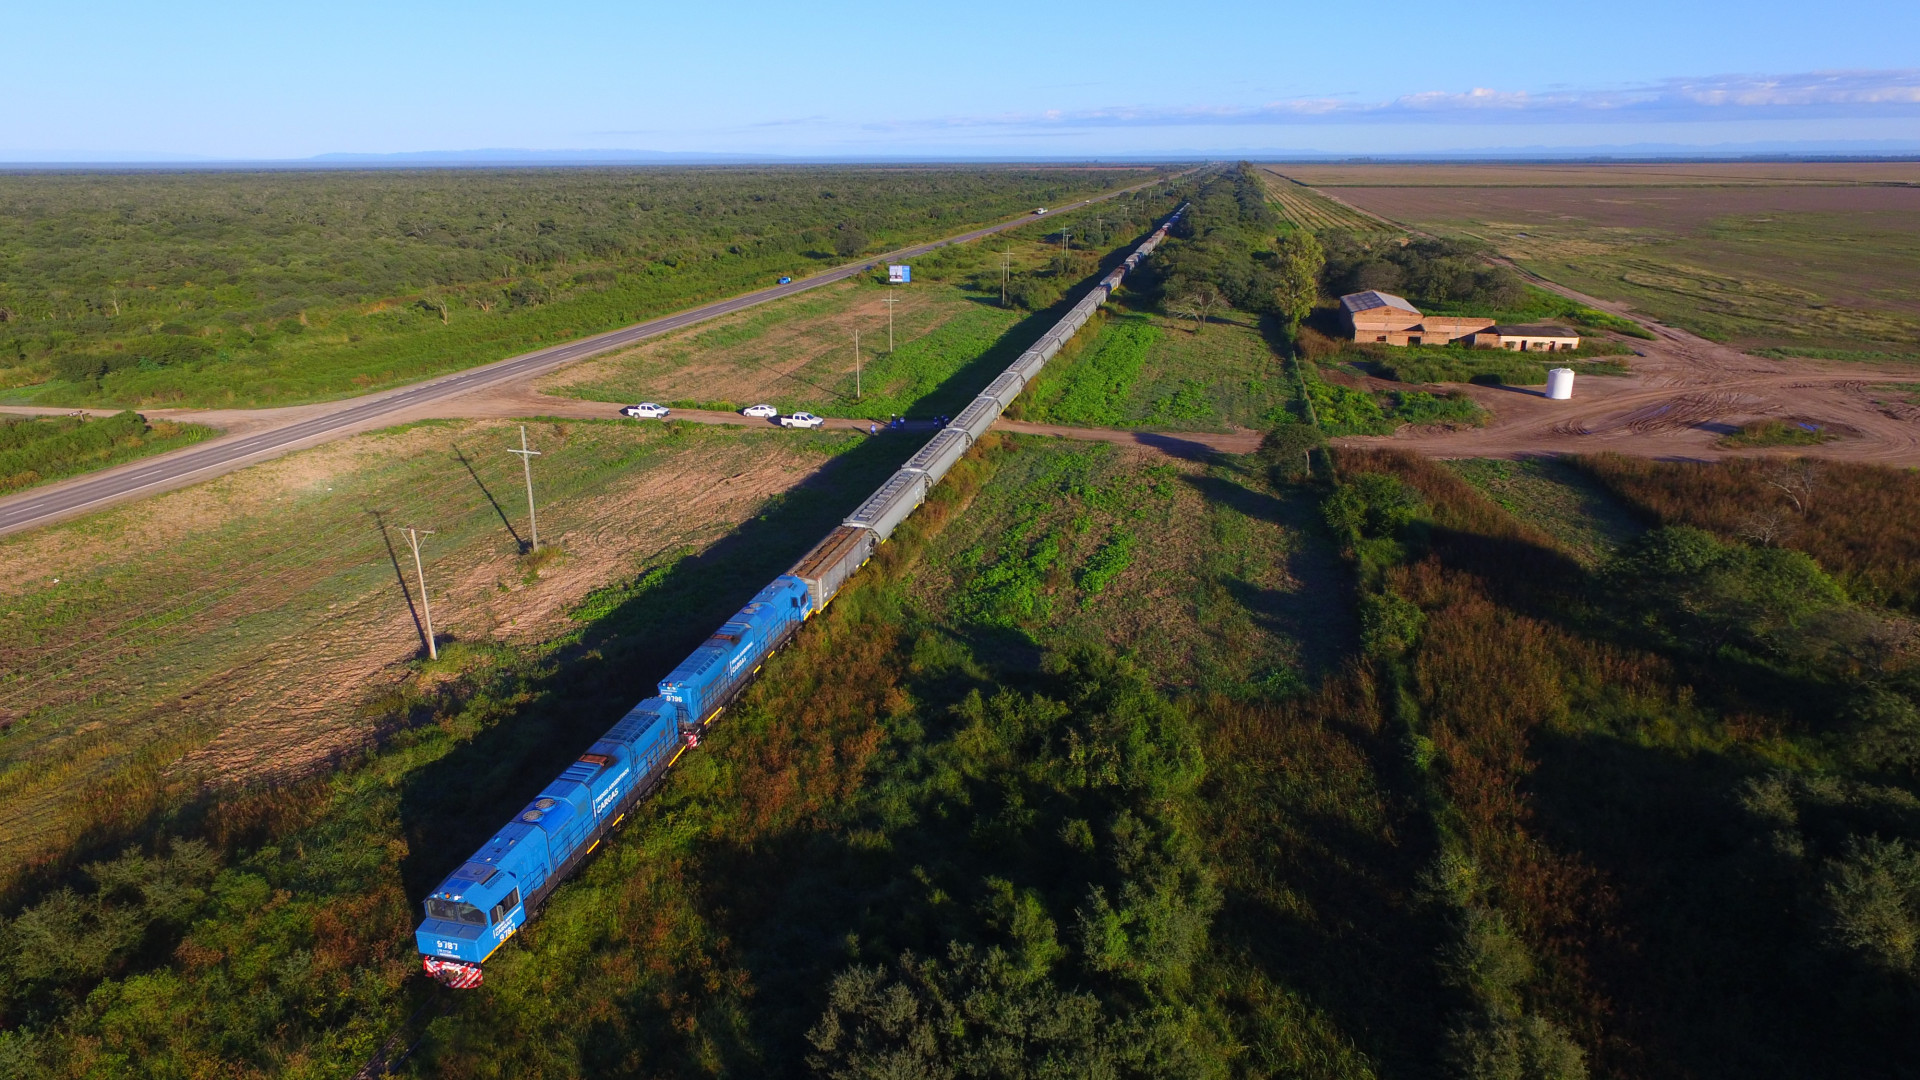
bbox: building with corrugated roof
[1338,290,1495,347]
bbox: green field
[1525,212,1920,353]
[0,410,218,493]
[1015,308,1293,431]
[1258,168,1399,237]
[1442,456,1643,565]
[0,167,1166,410]
[913,435,1349,693]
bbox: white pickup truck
[778,412,825,429]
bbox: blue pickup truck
[777,276,792,285]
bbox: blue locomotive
[416,577,815,986]
[416,207,1186,988]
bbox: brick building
[1490,324,1583,351]
[1339,290,1493,346]
[1338,290,1579,351]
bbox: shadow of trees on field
[1182,470,1359,684]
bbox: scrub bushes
[0,410,216,493]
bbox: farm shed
[1339,290,1494,346]
[1492,324,1581,351]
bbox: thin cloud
[900,69,1920,129]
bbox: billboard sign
[887,264,911,283]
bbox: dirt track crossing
[1331,253,1920,464]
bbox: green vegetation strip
[0,410,217,493]
[0,167,1162,409]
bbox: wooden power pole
[506,425,541,551]
[404,526,438,660]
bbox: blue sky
[5,0,1918,159]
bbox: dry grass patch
[0,419,855,866]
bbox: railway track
[350,205,1192,1077]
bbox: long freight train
[415,205,1185,987]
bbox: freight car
[415,206,1187,987]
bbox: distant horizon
[3,141,1919,170]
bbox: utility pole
[507,424,541,551]
[882,289,900,352]
[404,526,438,660]
[1000,247,1013,307]
[1062,227,1072,254]
[854,329,861,399]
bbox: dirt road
[1332,259,1920,464]
[351,382,1265,457]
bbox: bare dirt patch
[1268,162,1920,187]
[1324,184,1920,235]
[1334,285,1920,466]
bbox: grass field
[1442,456,1644,565]
[0,418,894,875]
[1290,170,1920,355]
[910,434,1351,693]
[547,230,1094,421]
[0,167,1164,410]
[1013,305,1293,431]
[0,410,218,493]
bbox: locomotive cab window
[488,889,522,925]
[426,899,488,926]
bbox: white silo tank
[1546,367,1575,400]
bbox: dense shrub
[0,410,215,493]
[1143,164,1288,317]
[1319,232,1526,311]
[1576,454,1920,613]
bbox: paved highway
[0,176,1177,537]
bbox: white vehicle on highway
[621,403,669,419]
[741,403,780,418]
[1032,207,1048,215]
[778,412,825,429]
